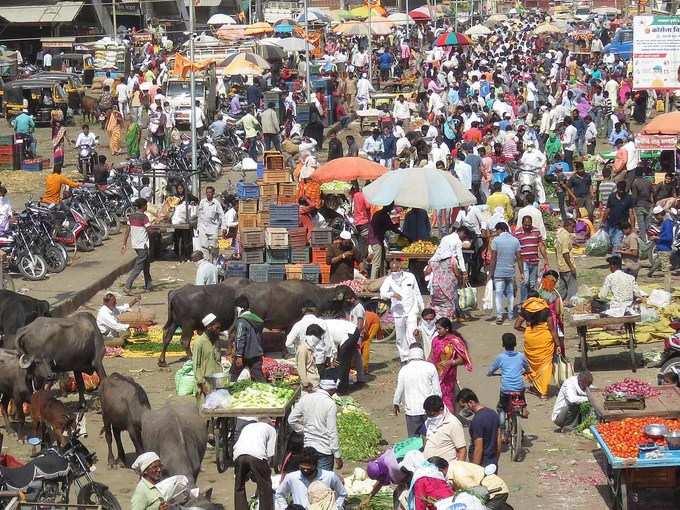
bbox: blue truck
[603,28,633,60]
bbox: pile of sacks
[92,37,127,70]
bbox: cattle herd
[0,279,358,504]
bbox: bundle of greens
[337,406,383,461]
[574,401,598,438]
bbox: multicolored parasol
[433,32,472,47]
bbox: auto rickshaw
[3,79,68,125]
[32,71,84,112]
[46,53,94,85]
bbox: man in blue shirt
[11,109,36,157]
[488,333,529,418]
[489,222,523,324]
[608,122,630,147]
[648,206,674,292]
[378,50,393,82]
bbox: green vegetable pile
[542,211,559,232]
[346,492,393,510]
[574,401,598,438]
[544,231,555,251]
[227,381,295,409]
[320,180,352,193]
[336,397,383,462]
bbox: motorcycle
[0,213,48,280]
[23,205,68,273]
[657,318,680,383]
[0,426,121,509]
[76,137,99,177]
[198,135,223,181]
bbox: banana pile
[403,240,438,255]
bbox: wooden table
[588,386,680,422]
[356,108,381,134]
[571,314,642,372]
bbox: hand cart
[591,426,680,510]
[588,386,680,422]
[571,314,641,372]
[199,386,301,473]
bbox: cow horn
[18,354,33,369]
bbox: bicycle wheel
[510,414,523,462]
[214,418,229,473]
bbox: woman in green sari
[125,114,141,158]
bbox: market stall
[589,385,680,422]
[571,314,641,372]
[591,418,680,510]
[200,381,301,473]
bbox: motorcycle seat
[0,452,69,489]
[0,236,13,245]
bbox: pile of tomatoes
[597,418,680,458]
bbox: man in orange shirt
[612,138,628,183]
[297,167,321,241]
[41,167,80,204]
[462,121,483,145]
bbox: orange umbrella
[641,112,680,135]
[245,22,273,36]
[311,157,388,183]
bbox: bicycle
[500,391,527,462]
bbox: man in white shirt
[324,318,363,392]
[288,380,343,471]
[428,89,444,116]
[193,99,206,135]
[380,258,424,362]
[75,125,97,149]
[453,154,473,190]
[191,250,218,286]
[392,95,411,123]
[516,195,547,239]
[233,418,277,510]
[96,293,139,337]
[275,446,347,510]
[552,372,593,431]
[196,186,225,260]
[393,347,442,437]
[585,115,598,155]
[356,73,374,110]
[519,143,548,204]
[422,394,468,466]
[285,302,328,357]
[43,51,52,69]
[561,117,578,169]
[115,81,129,117]
[598,255,642,307]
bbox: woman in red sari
[428,318,472,413]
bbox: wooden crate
[278,183,298,197]
[288,227,308,248]
[258,195,277,211]
[319,263,331,284]
[239,200,258,215]
[277,195,297,205]
[264,151,285,171]
[242,248,264,265]
[240,227,265,248]
[264,170,290,184]
[290,246,310,264]
[311,228,333,246]
[285,263,303,280]
[259,183,278,197]
[257,211,270,227]
[311,246,328,264]
[265,227,289,248]
[624,467,677,488]
[239,213,258,229]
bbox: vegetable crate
[242,248,264,265]
[238,200,258,215]
[258,195,277,211]
[311,228,333,246]
[238,213,258,229]
[258,183,278,197]
[257,211,270,227]
[278,183,297,198]
[302,264,320,283]
[236,182,260,200]
[290,246,310,264]
[264,170,289,184]
[248,263,270,282]
[268,264,285,281]
[285,264,303,280]
[225,261,247,278]
[277,195,297,205]
[269,205,299,229]
[264,152,285,171]
[21,159,43,172]
[288,227,307,248]
[266,248,289,265]
[319,263,331,284]
[265,227,289,248]
[0,135,14,145]
[311,247,328,264]
[240,228,265,249]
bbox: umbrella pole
[406,0,410,37]
[189,0,199,198]
[304,0,311,102]
[368,10,373,84]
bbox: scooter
[76,137,99,177]
[657,318,680,383]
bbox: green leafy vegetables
[336,396,383,461]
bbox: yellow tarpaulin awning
[173,53,216,79]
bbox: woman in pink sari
[428,318,472,412]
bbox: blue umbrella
[275,24,294,33]
[362,167,476,210]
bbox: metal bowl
[665,431,680,450]
[644,424,668,438]
[206,372,229,390]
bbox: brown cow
[30,389,75,447]
[80,95,99,124]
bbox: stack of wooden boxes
[0,135,14,171]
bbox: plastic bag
[648,289,672,308]
[552,355,574,387]
[482,280,494,311]
[174,360,197,396]
[585,229,610,256]
[203,389,232,410]
[458,284,477,311]
[640,305,659,323]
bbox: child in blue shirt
[488,333,529,416]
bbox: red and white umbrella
[409,6,435,21]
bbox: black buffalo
[0,290,50,345]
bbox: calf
[30,390,75,448]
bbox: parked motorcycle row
[1,176,137,283]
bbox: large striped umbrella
[220,52,271,71]
[409,6,434,21]
[433,32,472,47]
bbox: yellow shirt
[42,173,80,204]
[554,227,573,272]
[486,192,513,221]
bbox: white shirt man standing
[192,250,218,285]
[393,347,442,437]
[96,292,139,337]
[233,418,277,510]
[196,186,225,260]
[380,258,424,362]
[115,81,129,117]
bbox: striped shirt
[599,180,617,205]
[128,211,149,249]
[513,226,542,265]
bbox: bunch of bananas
[403,241,438,255]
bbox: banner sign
[635,134,677,150]
[633,16,680,90]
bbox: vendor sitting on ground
[598,254,642,308]
[96,292,140,338]
[551,371,593,432]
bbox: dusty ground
[0,110,678,509]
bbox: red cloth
[413,477,454,510]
